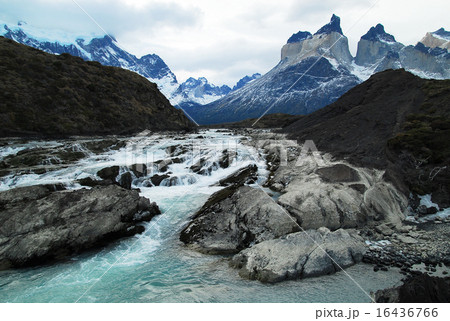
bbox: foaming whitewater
[0,130,403,302]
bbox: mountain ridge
[0,36,194,137]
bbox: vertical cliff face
[355,24,404,66]
[281,30,353,67]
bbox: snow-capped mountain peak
[355,24,404,67]
[361,24,396,43]
[281,14,352,67]
[169,77,231,106]
[1,19,102,45]
[287,31,312,44]
[314,14,343,36]
[433,28,450,41]
[232,73,262,91]
[420,28,450,51]
[355,23,449,79]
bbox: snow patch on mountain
[433,28,450,41]
[232,73,262,91]
[170,77,231,106]
[1,19,101,46]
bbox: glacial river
[0,130,403,302]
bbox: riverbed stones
[180,185,300,254]
[0,184,160,270]
[229,228,366,283]
[397,235,419,244]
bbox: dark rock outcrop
[76,177,112,187]
[0,185,160,270]
[361,24,396,43]
[0,36,194,138]
[375,274,450,303]
[95,165,139,190]
[180,185,300,254]
[314,14,343,36]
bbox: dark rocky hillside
[0,36,194,137]
[282,69,450,207]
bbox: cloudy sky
[1,0,449,86]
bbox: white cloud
[1,0,449,86]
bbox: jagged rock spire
[314,14,343,35]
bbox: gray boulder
[0,185,160,270]
[229,227,366,283]
[217,164,258,186]
[97,166,120,181]
[180,185,300,254]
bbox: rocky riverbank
[180,129,449,290]
[361,220,450,273]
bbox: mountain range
[0,20,256,108]
[184,15,450,124]
[2,17,449,125]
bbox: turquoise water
[0,131,403,303]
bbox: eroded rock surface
[229,227,366,283]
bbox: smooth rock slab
[0,185,160,270]
[316,164,359,183]
[229,228,366,283]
